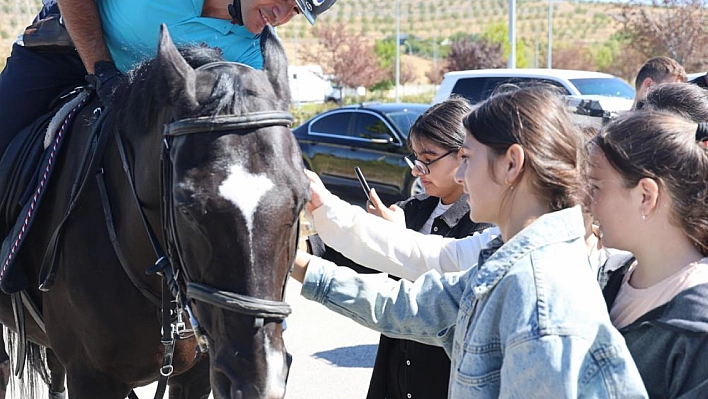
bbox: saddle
[0,89,93,294]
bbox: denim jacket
[301,206,648,398]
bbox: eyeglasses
[405,150,455,175]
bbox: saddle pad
[0,90,90,294]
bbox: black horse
[0,23,308,399]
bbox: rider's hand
[366,188,406,227]
[86,61,122,106]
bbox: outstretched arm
[292,250,311,283]
[296,250,464,352]
[304,170,498,280]
[57,0,113,73]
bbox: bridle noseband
[161,110,296,336]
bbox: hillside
[276,0,624,66]
[1,0,625,73]
[0,0,40,51]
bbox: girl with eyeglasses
[294,86,647,398]
[305,96,491,399]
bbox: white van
[288,65,340,104]
[433,68,635,109]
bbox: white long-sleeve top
[308,195,500,281]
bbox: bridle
[113,105,298,347]
[111,107,298,399]
[101,60,302,399]
[161,110,297,334]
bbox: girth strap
[20,290,45,332]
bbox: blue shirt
[302,206,648,399]
[97,0,263,73]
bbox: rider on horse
[0,0,338,158]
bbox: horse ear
[157,24,199,112]
[260,25,291,106]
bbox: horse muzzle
[209,326,289,399]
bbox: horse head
[140,25,308,399]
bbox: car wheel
[407,176,424,197]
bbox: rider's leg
[0,43,86,157]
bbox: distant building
[288,65,340,104]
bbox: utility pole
[548,0,553,68]
[508,0,516,68]
[395,0,400,103]
[294,22,299,66]
[433,6,439,77]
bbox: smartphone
[354,166,372,201]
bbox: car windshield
[569,77,635,99]
[384,108,427,138]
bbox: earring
[641,214,646,221]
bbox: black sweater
[603,257,708,399]
[308,193,491,399]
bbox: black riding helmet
[295,0,338,24]
[229,0,337,26]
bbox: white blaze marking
[264,335,287,397]
[218,163,274,235]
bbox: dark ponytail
[596,110,708,256]
[697,122,708,142]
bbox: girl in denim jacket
[588,111,708,398]
[308,97,492,399]
[292,86,648,399]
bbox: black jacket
[603,256,708,399]
[689,73,708,89]
[308,194,491,399]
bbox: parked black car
[294,102,429,203]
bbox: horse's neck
[111,113,166,239]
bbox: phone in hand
[354,166,372,202]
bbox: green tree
[375,39,397,71]
[591,34,646,82]
[482,22,530,68]
[372,38,416,90]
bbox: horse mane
[108,45,242,133]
